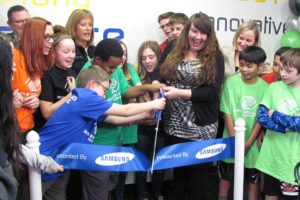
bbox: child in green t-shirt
[218,46,269,200]
[256,48,300,200]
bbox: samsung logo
[95,152,135,166]
[195,144,226,159]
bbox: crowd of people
[0,4,299,200]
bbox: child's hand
[23,95,39,109]
[13,89,24,109]
[245,143,251,156]
[152,80,161,99]
[150,82,165,92]
[268,110,274,118]
[257,129,265,148]
[55,165,64,173]
[137,112,156,125]
[44,157,64,174]
[67,76,76,92]
[152,98,166,110]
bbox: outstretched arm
[17,145,63,174]
[123,84,163,99]
[105,98,165,117]
[104,112,151,125]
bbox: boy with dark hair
[93,38,124,63]
[218,46,269,200]
[262,47,291,84]
[79,39,163,200]
[257,48,300,200]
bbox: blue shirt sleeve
[257,105,286,133]
[271,111,300,132]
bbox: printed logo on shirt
[95,152,135,166]
[66,95,78,104]
[25,78,41,92]
[240,96,258,117]
[83,129,95,143]
[195,143,226,159]
[107,78,122,102]
[277,99,299,115]
[109,79,119,94]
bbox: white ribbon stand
[26,130,42,200]
[233,118,246,200]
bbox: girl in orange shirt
[12,17,55,133]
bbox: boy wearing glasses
[39,65,165,199]
[158,11,174,51]
[6,5,30,46]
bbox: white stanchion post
[233,118,246,200]
[26,130,42,200]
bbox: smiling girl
[33,32,76,200]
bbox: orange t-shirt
[12,48,41,132]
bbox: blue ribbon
[47,143,150,171]
[42,144,150,181]
[153,137,234,170]
[43,137,234,181]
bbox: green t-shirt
[80,60,130,145]
[220,74,268,168]
[255,81,300,185]
[122,63,141,144]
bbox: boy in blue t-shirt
[39,65,165,169]
[218,46,269,200]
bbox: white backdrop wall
[0,0,290,64]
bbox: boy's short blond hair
[281,48,300,73]
[77,65,110,88]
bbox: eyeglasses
[10,19,27,24]
[159,23,170,29]
[44,34,54,42]
[94,80,109,94]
